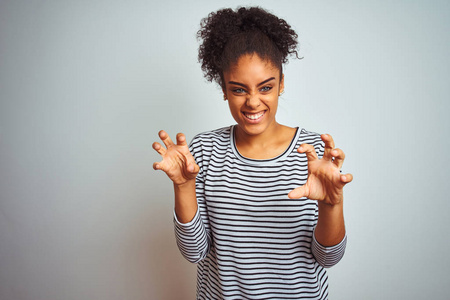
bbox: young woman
[153,7,353,300]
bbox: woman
[153,7,353,300]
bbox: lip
[242,110,266,124]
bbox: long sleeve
[174,207,210,263]
[309,137,347,268]
[311,230,347,268]
[173,134,211,263]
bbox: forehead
[225,54,280,80]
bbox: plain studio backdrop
[1,0,449,299]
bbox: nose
[246,94,261,109]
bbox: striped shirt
[174,126,346,300]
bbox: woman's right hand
[153,130,199,186]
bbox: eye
[232,88,246,94]
[260,86,273,92]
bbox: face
[222,54,284,139]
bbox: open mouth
[243,111,266,121]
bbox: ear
[222,86,227,101]
[279,74,285,94]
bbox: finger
[159,130,174,148]
[297,144,318,161]
[340,173,353,185]
[331,148,345,169]
[152,142,166,156]
[321,134,335,161]
[288,186,308,199]
[153,161,162,171]
[176,133,188,146]
[186,162,199,174]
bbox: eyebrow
[228,77,276,88]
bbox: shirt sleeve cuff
[173,207,200,228]
[311,228,347,268]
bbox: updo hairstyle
[197,6,299,88]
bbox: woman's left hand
[288,134,353,205]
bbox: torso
[187,126,329,299]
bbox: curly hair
[197,6,299,88]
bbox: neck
[233,122,297,160]
[235,121,283,148]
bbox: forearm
[314,201,345,246]
[173,180,210,263]
[174,180,198,223]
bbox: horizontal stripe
[174,126,346,300]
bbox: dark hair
[197,7,299,88]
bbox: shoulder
[297,128,325,156]
[298,128,322,144]
[189,126,232,147]
[188,126,232,171]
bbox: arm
[174,180,197,223]
[173,178,211,263]
[316,201,345,246]
[311,201,347,268]
[153,130,210,262]
[288,134,353,266]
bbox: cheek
[227,102,239,115]
[271,100,279,114]
[262,97,278,112]
[227,102,244,121]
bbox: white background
[1,0,449,299]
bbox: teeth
[244,111,264,120]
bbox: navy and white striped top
[174,126,346,300]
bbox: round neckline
[230,125,300,165]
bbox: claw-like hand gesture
[288,134,353,205]
[153,130,199,186]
